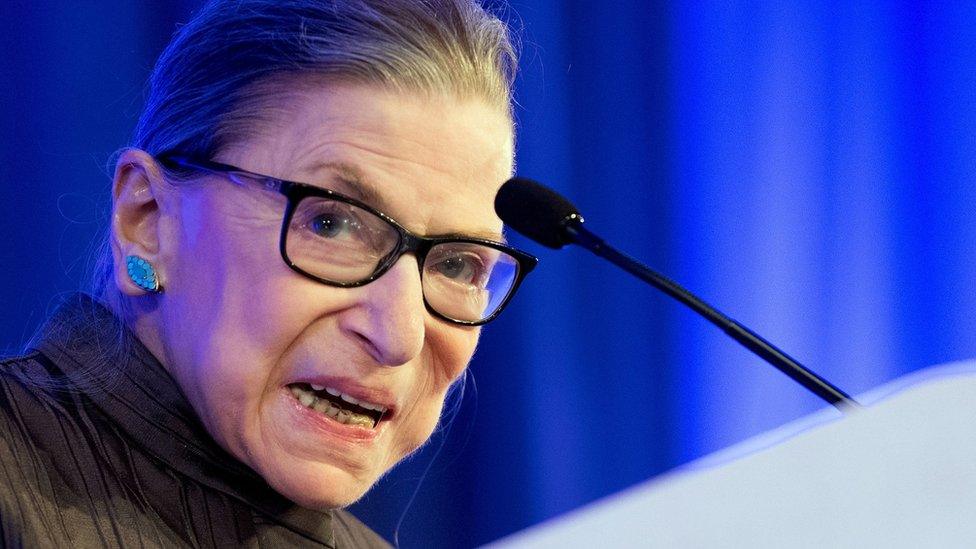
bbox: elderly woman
[0,0,535,546]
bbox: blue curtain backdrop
[2,1,975,547]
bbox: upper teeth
[309,383,387,413]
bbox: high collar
[30,293,336,547]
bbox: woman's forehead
[226,83,513,237]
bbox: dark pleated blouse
[0,294,391,548]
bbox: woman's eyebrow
[305,160,508,242]
[434,230,509,243]
[306,161,389,210]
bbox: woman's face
[148,83,513,508]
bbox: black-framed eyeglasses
[156,154,537,326]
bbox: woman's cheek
[426,327,480,389]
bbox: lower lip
[280,388,384,443]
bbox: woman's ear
[110,149,170,296]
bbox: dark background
[3,1,976,547]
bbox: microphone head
[495,177,581,249]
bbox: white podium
[486,362,976,548]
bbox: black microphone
[496,177,860,412]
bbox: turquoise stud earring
[126,255,162,293]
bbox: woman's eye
[433,255,484,285]
[309,213,355,238]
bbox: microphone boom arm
[565,220,861,412]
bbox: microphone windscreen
[495,177,580,249]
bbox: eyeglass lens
[285,195,520,323]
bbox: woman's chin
[231,386,393,508]
[263,461,377,509]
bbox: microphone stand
[564,219,861,412]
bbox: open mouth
[288,383,387,429]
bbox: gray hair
[92,0,518,305]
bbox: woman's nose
[345,256,426,366]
